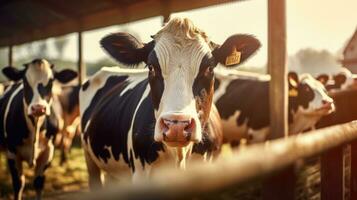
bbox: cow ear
[288,72,299,97]
[316,74,329,85]
[2,66,25,81]
[288,72,299,87]
[54,69,78,84]
[212,34,261,67]
[100,32,154,65]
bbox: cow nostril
[160,119,170,141]
[31,105,46,115]
[161,118,169,131]
[322,100,331,105]
[184,119,195,133]
[185,132,191,141]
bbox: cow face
[101,18,260,147]
[317,68,356,91]
[288,72,335,116]
[332,69,355,90]
[2,59,77,117]
[316,74,329,86]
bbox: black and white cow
[53,85,81,165]
[214,69,335,143]
[79,17,260,187]
[0,59,77,200]
[316,68,357,91]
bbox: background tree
[288,48,341,75]
[54,36,69,60]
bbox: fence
[74,89,357,200]
[78,90,357,200]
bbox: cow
[52,85,81,165]
[0,59,77,200]
[79,17,260,188]
[214,69,335,143]
[316,68,357,91]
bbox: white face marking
[299,74,334,113]
[153,32,211,143]
[24,59,54,116]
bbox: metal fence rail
[80,121,357,200]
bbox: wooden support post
[263,0,294,199]
[350,140,357,199]
[8,45,13,66]
[161,0,170,26]
[267,0,287,139]
[78,31,85,84]
[321,146,344,200]
[162,13,170,26]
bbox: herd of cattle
[0,17,355,199]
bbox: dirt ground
[0,144,329,200]
[0,147,88,200]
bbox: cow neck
[23,98,46,166]
[288,106,320,134]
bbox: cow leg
[7,157,25,200]
[60,148,67,166]
[84,150,102,190]
[33,143,54,200]
[59,133,68,166]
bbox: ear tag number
[225,48,241,66]
[289,89,298,97]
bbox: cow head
[332,69,355,90]
[316,74,329,86]
[101,17,260,147]
[2,59,77,117]
[288,72,335,116]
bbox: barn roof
[0,0,235,48]
[343,26,357,55]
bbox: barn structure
[341,28,357,73]
[1,0,357,200]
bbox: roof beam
[0,0,238,47]
[35,0,78,20]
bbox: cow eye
[148,64,153,71]
[147,64,156,77]
[204,66,214,76]
[304,85,311,92]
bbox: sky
[6,0,357,68]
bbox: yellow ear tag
[289,89,298,97]
[225,48,241,66]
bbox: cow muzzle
[156,113,198,147]
[30,104,47,117]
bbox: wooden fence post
[262,0,295,199]
[350,140,357,199]
[321,146,344,200]
[78,31,85,84]
[8,45,13,66]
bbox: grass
[0,147,88,199]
